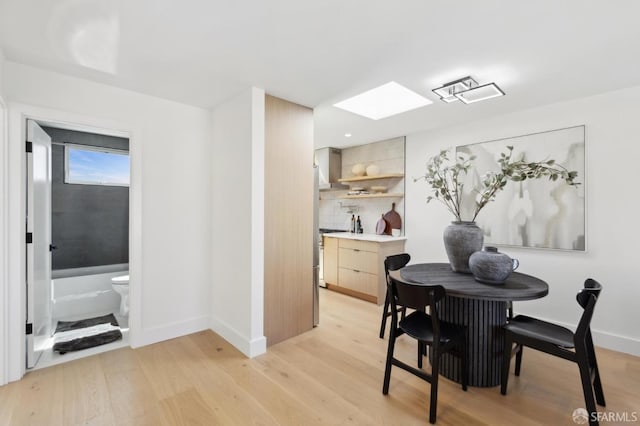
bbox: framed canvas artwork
[457,125,585,251]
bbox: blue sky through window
[67,147,130,185]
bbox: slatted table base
[438,296,507,387]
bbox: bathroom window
[64,144,130,186]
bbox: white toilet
[111,274,130,316]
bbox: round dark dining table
[389,262,548,387]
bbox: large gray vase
[443,221,484,273]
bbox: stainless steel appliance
[313,163,348,326]
[318,228,348,290]
[313,165,319,326]
[314,147,349,191]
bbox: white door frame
[25,119,53,368]
[2,103,142,383]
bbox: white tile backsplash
[341,137,405,178]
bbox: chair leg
[429,351,440,424]
[382,328,397,395]
[379,293,391,339]
[577,350,599,426]
[586,334,606,406]
[514,344,523,376]
[593,363,606,407]
[501,333,513,395]
[400,307,407,321]
[460,338,468,391]
[417,341,423,369]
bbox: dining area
[279,260,637,426]
[308,131,640,425]
[310,132,640,425]
[377,253,608,425]
[366,134,619,423]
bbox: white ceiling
[2,1,640,148]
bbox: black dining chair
[500,279,605,426]
[382,276,468,424]
[379,253,411,339]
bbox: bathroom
[35,125,130,368]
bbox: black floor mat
[53,313,122,354]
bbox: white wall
[0,49,8,386]
[2,61,213,382]
[0,48,4,94]
[405,86,640,355]
[210,87,266,357]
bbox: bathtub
[52,263,129,321]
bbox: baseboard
[557,320,639,356]
[590,329,640,357]
[515,313,640,357]
[135,315,210,347]
[210,316,266,358]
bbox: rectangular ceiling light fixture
[333,81,432,120]
[433,76,504,104]
[432,76,477,103]
[455,83,505,104]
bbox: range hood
[314,147,349,191]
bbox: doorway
[26,119,132,369]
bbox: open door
[26,119,53,369]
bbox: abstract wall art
[457,125,585,251]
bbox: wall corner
[250,86,265,348]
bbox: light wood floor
[1,288,639,425]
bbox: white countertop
[323,232,407,242]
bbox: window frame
[64,143,130,187]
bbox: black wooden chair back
[389,278,446,345]
[383,277,467,424]
[575,279,602,344]
[501,278,606,426]
[379,253,411,339]
[384,254,411,284]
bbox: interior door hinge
[26,323,33,335]
[26,232,33,244]
[26,141,33,153]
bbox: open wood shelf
[338,173,404,183]
[338,192,404,199]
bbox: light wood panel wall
[264,95,314,346]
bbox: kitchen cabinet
[322,234,406,305]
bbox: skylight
[333,82,432,120]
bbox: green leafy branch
[415,146,580,222]
[414,150,476,221]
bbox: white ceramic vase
[365,164,380,176]
[352,163,366,176]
